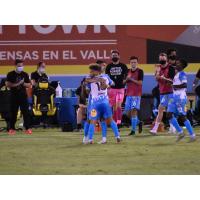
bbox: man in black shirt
[105,50,128,125]
[31,61,48,86]
[6,59,32,135]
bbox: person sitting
[31,61,49,87]
[75,78,88,131]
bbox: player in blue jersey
[96,60,116,144]
[164,58,196,142]
[83,64,121,144]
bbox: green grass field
[0,124,200,175]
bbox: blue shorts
[89,99,113,120]
[167,95,187,115]
[124,96,141,111]
[160,93,173,107]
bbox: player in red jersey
[124,56,144,135]
[150,53,175,134]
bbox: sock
[131,116,138,131]
[116,107,122,124]
[88,123,95,140]
[184,119,195,137]
[152,122,160,131]
[110,120,120,138]
[84,121,90,137]
[137,118,140,125]
[102,137,107,142]
[169,117,183,133]
[100,121,107,138]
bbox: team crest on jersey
[90,109,97,117]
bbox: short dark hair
[111,50,120,55]
[15,59,23,65]
[96,60,106,65]
[38,61,45,67]
[167,48,177,56]
[129,56,138,61]
[177,58,188,68]
[159,52,167,57]
[89,64,102,72]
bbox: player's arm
[173,83,187,90]
[23,74,31,88]
[6,73,24,88]
[173,72,187,90]
[155,64,162,81]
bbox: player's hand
[18,79,24,86]
[126,77,134,82]
[96,78,105,83]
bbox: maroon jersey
[156,64,175,94]
[126,68,144,96]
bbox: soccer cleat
[82,136,89,144]
[24,129,32,135]
[176,133,185,142]
[128,130,135,136]
[89,140,94,144]
[116,137,121,143]
[8,129,16,135]
[188,136,196,143]
[150,129,157,135]
[138,121,143,134]
[98,140,107,144]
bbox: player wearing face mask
[150,53,175,135]
[31,61,49,87]
[6,59,32,135]
[105,50,128,128]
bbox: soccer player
[84,64,120,144]
[150,53,175,134]
[82,60,111,144]
[166,59,196,142]
[6,59,32,135]
[105,50,128,127]
[124,56,144,135]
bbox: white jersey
[88,74,113,101]
[173,71,187,99]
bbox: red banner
[0,25,146,65]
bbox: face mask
[159,60,167,65]
[39,67,45,73]
[112,57,119,62]
[17,66,24,72]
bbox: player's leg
[76,105,84,131]
[178,99,196,142]
[103,102,121,143]
[98,119,107,144]
[9,96,19,134]
[87,103,100,144]
[83,120,90,144]
[166,98,185,142]
[150,95,166,134]
[88,120,96,144]
[115,89,125,125]
[108,88,117,122]
[83,105,91,143]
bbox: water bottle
[56,82,63,98]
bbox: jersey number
[95,82,106,91]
